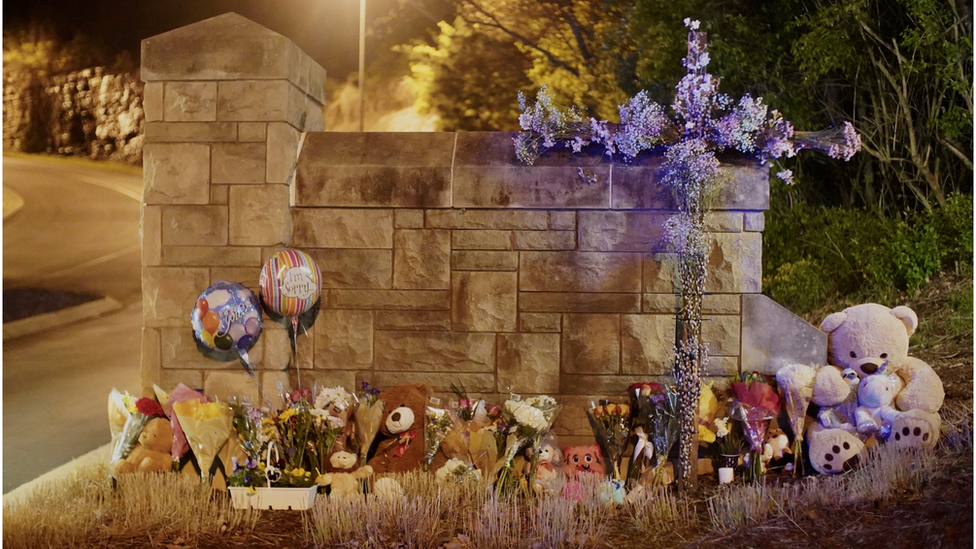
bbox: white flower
[513,403,548,432]
[715,417,730,438]
[314,386,352,412]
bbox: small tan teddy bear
[112,417,174,476]
[319,451,373,498]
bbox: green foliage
[763,196,970,313]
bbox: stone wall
[141,13,825,446]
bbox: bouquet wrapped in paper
[775,364,816,476]
[730,371,780,482]
[159,383,209,463]
[423,398,455,471]
[110,396,168,475]
[625,382,661,486]
[645,384,680,484]
[108,389,137,447]
[354,382,385,466]
[311,385,354,473]
[172,400,233,482]
[586,401,631,480]
[495,395,558,495]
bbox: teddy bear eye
[850,351,857,358]
[880,353,888,359]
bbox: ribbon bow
[632,426,654,462]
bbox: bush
[929,194,974,272]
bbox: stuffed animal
[524,443,562,482]
[817,368,860,432]
[562,444,605,477]
[112,417,174,476]
[855,373,902,436]
[763,429,792,463]
[319,451,373,498]
[810,304,943,470]
[367,384,431,474]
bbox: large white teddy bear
[807,303,944,474]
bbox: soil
[2,288,100,323]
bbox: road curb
[3,185,25,219]
[2,443,113,508]
[3,296,124,341]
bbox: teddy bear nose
[861,362,881,374]
[391,411,401,422]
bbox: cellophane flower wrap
[172,399,233,482]
[496,395,558,495]
[111,397,166,471]
[586,401,632,480]
[424,399,455,471]
[107,389,137,448]
[730,371,780,481]
[775,364,816,476]
[354,382,384,466]
[648,385,680,483]
[625,382,663,486]
[310,385,353,474]
[164,383,209,461]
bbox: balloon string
[292,316,301,390]
[240,350,272,405]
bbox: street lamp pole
[358,0,365,132]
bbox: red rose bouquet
[730,371,780,482]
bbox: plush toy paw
[888,410,940,450]
[809,428,864,475]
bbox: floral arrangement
[775,364,817,476]
[450,381,486,423]
[424,399,455,471]
[353,382,384,466]
[496,395,558,495]
[713,416,743,469]
[586,401,632,481]
[310,385,354,474]
[435,458,482,483]
[171,399,233,482]
[625,382,662,486]
[730,372,781,482]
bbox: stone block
[238,122,267,142]
[559,375,632,395]
[514,231,576,250]
[161,205,228,246]
[453,133,611,208]
[549,211,576,230]
[519,292,640,313]
[161,327,229,370]
[329,290,450,310]
[374,310,452,331]
[143,144,210,205]
[452,271,517,332]
[140,327,161,394]
[298,370,358,394]
[204,371,261,406]
[741,293,827,374]
[161,246,263,267]
[704,212,743,232]
[426,209,548,230]
[217,80,305,127]
[642,253,676,293]
[621,314,673,375]
[211,185,229,205]
[228,185,291,246]
[292,209,393,248]
[612,155,769,210]
[744,212,765,232]
[519,313,561,332]
[157,369,204,394]
[145,122,239,143]
[395,209,424,229]
[304,96,326,131]
[266,122,300,184]
[144,82,163,122]
[314,310,373,367]
[143,267,209,326]
[451,230,512,250]
[394,229,451,289]
[452,251,519,271]
[705,356,740,377]
[209,267,262,286]
[497,333,560,394]
[703,294,740,314]
[374,331,495,372]
[642,293,679,313]
[164,82,217,122]
[306,249,392,289]
[295,133,453,207]
[141,204,161,266]
[702,315,740,356]
[212,142,266,184]
[520,252,641,293]
[578,211,670,252]
[259,323,292,370]
[561,314,620,374]
[360,371,495,393]
[706,232,762,294]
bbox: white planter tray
[229,486,318,510]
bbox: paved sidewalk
[3,185,25,219]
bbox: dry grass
[2,463,259,549]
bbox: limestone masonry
[141,13,824,444]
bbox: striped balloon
[259,249,322,318]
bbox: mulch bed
[2,288,101,323]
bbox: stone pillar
[140,13,326,400]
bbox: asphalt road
[3,155,144,493]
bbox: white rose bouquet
[495,395,558,495]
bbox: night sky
[2,0,447,80]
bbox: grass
[3,399,970,549]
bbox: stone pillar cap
[141,12,325,104]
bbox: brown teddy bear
[112,417,174,476]
[367,384,431,474]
